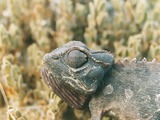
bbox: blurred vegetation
[0,0,160,120]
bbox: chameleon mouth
[61,76,98,94]
[40,66,90,109]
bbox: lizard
[40,41,160,120]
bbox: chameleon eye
[65,50,88,68]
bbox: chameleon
[40,41,160,120]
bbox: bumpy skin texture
[90,60,160,120]
[41,41,160,120]
[40,41,114,109]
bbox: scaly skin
[41,41,160,120]
[90,59,160,120]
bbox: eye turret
[65,50,88,68]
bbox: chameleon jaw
[40,66,90,109]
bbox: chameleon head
[40,41,114,109]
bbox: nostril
[42,53,60,65]
[42,53,51,63]
[51,54,59,60]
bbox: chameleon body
[41,41,160,120]
[90,60,160,120]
